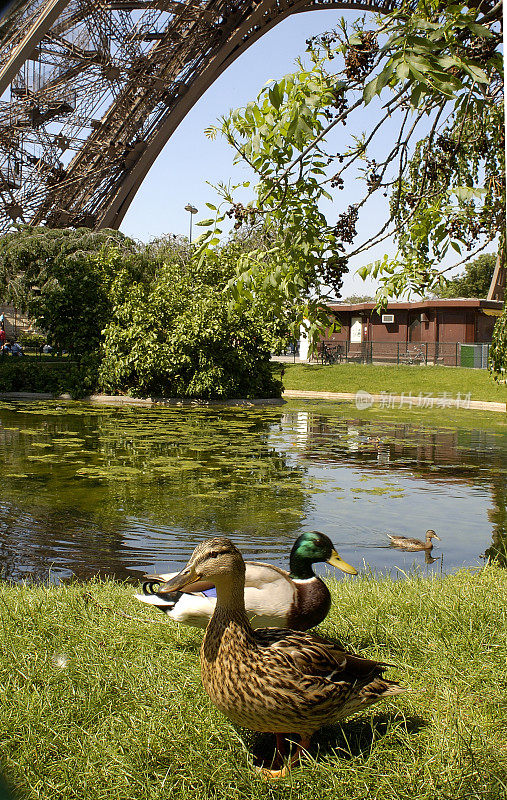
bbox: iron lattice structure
[0,0,491,233]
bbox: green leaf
[452,186,486,200]
[467,23,495,38]
[396,61,410,80]
[268,83,282,110]
[412,18,440,31]
[407,64,429,85]
[436,55,458,70]
[464,64,489,84]
[363,76,378,105]
[376,63,394,91]
[196,219,215,227]
[410,84,424,107]
[406,55,432,74]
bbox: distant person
[0,329,6,348]
[42,343,52,353]
[9,341,23,356]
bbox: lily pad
[27,454,63,463]
[75,467,110,479]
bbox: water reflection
[0,400,504,582]
[0,403,308,581]
[485,474,507,566]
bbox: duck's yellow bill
[327,550,357,575]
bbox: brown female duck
[160,537,405,778]
[387,530,441,551]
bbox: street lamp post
[184,203,198,244]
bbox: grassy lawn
[0,567,506,800]
[276,363,506,403]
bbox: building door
[465,313,476,343]
[350,316,362,342]
[408,313,422,342]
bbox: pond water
[0,399,504,584]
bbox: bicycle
[321,344,342,365]
[400,346,426,365]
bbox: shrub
[99,257,282,399]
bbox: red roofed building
[313,298,503,367]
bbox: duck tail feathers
[134,592,178,610]
[363,678,407,700]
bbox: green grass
[0,568,506,799]
[277,363,507,403]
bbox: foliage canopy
[433,254,496,299]
[0,227,284,398]
[99,247,282,399]
[0,225,132,356]
[197,0,503,348]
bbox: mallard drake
[160,537,405,778]
[387,530,440,551]
[136,531,357,630]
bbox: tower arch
[0,0,436,231]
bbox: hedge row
[0,358,78,394]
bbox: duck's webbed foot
[256,734,311,780]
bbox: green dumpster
[460,344,475,367]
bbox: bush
[0,358,69,393]
[18,331,46,349]
[99,257,282,399]
[0,226,139,358]
[0,357,98,397]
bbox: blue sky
[119,8,497,298]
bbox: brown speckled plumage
[164,537,405,747]
[388,530,440,551]
[201,604,402,735]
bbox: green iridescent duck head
[289,531,357,580]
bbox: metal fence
[316,341,491,369]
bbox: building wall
[476,312,499,342]
[328,307,495,344]
[369,312,407,341]
[436,311,467,343]
[0,304,35,339]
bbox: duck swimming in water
[161,537,405,778]
[136,531,357,630]
[387,530,441,551]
